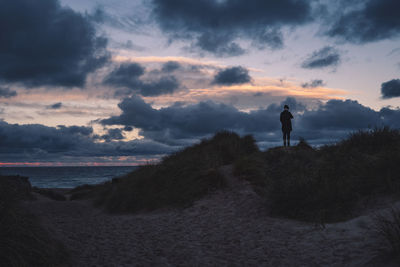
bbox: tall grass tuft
[374,208,400,263]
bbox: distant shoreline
[0,166,137,189]
[0,165,141,168]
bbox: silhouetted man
[280,105,293,147]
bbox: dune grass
[235,127,400,222]
[72,128,400,221]
[373,207,400,264]
[0,176,69,267]
[72,131,258,213]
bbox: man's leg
[283,132,287,146]
[287,131,291,147]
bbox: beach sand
[23,165,398,266]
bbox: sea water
[0,166,137,188]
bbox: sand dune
[21,165,399,266]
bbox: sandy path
[24,166,383,266]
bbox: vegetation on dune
[374,207,400,264]
[72,127,400,222]
[235,127,400,222]
[72,131,258,213]
[0,176,69,267]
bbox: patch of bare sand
[23,165,393,266]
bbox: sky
[0,0,399,166]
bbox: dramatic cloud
[212,66,251,86]
[0,0,109,88]
[0,121,176,162]
[48,102,62,109]
[105,63,145,87]
[193,33,246,57]
[0,87,17,98]
[150,0,313,56]
[301,79,325,88]
[2,96,400,163]
[100,96,281,144]
[100,128,125,142]
[301,46,341,69]
[327,0,400,43]
[0,122,93,155]
[161,61,182,72]
[300,100,380,130]
[381,79,400,99]
[101,96,400,147]
[104,63,180,96]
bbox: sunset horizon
[1,0,399,166]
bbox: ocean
[0,166,137,188]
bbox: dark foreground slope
[235,127,400,222]
[0,176,69,267]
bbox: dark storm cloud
[379,107,400,128]
[2,97,400,162]
[300,100,381,130]
[0,121,176,162]
[0,87,17,98]
[301,47,341,69]
[100,128,125,142]
[48,102,62,109]
[0,122,93,154]
[381,79,400,99]
[140,76,180,96]
[301,79,325,88]
[327,0,400,43]
[193,33,246,57]
[100,96,307,144]
[0,0,109,88]
[104,63,180,96]
[101,96,400,147]
[123,126,133,132]
[57,125,93,136]
[161,61,181,72]
[100,96,282,144]
[212,66,251,86]
[150,0,313,56]
[104,63,145,88]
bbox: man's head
[284,105,289,110]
